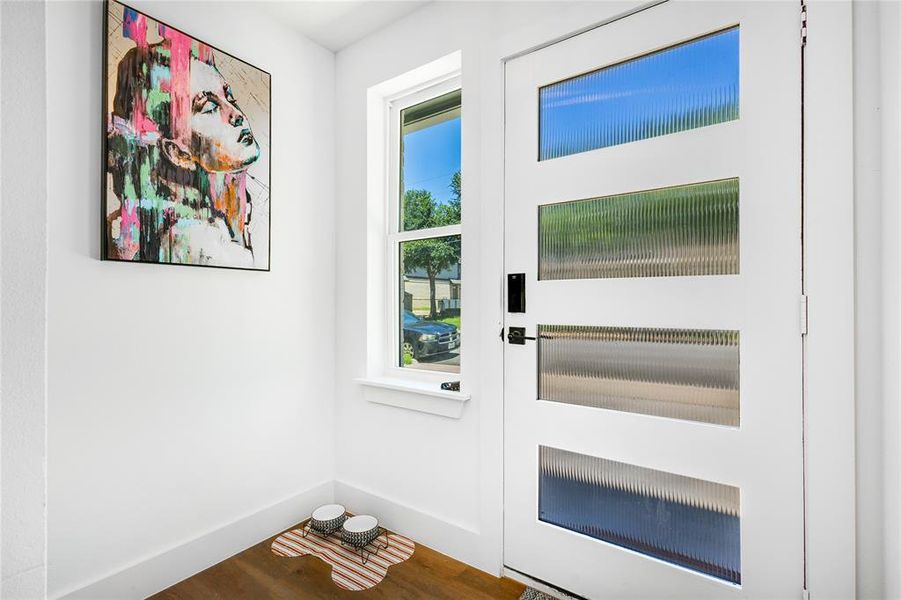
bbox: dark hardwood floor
[151,521,526,599]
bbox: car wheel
[403,341,416,360]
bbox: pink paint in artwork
[131,97,159,138]
[121,8,157,138]
[208,172,222,200]
[196,42,215,64]
[160,25,192,144]
[122,8,147,48]
[118,200,141,260]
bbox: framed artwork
[103,0,271,270]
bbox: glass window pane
[401,90,462,231]
[539,27,739,161]
[539,178,739,280]
[539,325,739,426]
[399,235,461,373]
[539,446,741,584]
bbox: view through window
[398,89,461,374]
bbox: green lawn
[437,316,461,330]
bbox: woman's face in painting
[189,59,260,173]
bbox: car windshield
[403,311,422,326]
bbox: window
[389,85,462,375]
[538,27,739,160]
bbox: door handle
[507,326,536,345]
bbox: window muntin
[390,86,462,375]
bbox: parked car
[402,310,460,360]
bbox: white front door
[503,2,803,598]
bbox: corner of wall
[1,0,49,598]
[57,481,334,599]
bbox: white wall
[45,2,336,597]
[854,2,901,598]
[1,1,49,598]
[333,0,655,576]
[853,4,885,597]
[875,3,901,596]
[335,1,535,574]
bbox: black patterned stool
[340,514,389,564]
[303,504,346,539]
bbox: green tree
[402,172,461,319]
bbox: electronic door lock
[507,273,526,313]
[507,327,536,345]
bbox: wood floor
[151,521,526,600]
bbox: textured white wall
[1,1,49,598]
[44,2,336,597]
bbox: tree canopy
[401,171,461,318]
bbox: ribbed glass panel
[539,325,739,426]
[539,27,739,160]
[539,446,741,584]
[538,178,739,280]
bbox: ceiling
[262,1,430,52]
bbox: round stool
[341,514,388,564]
[304,504,346,538]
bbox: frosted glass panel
[539,446,741,584]
[539,178,739,280]
[539,27,739,160]
[539,325,739,426]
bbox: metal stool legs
[342,527,390,565]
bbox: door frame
[478,1,854,595]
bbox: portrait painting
[103,1,271,270]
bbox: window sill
[355,377,471,419]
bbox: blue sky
[402,116,461,206]
[539,27,739,160]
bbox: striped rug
[271,523,415,591]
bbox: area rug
[519,588,561,600]
[271,523,415,591]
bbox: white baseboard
[58,480,334,600]
[333,480,491,574]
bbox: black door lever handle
[507,326,536,345]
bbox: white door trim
[479,0,855,595]
[801,1,856,597]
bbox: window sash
[389,224,461,244]
[386,76,462,378]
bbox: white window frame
[385,76,463,383]
[357,52,469,415]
